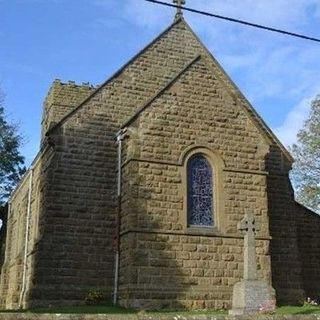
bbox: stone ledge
[0,314,319,320]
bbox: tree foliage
[0,92,26,205]
[291,96,320,213]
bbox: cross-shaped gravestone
[230,210,275,315]
[173,0,186,19]
[238,210,260,281]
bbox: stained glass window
[187,155,214,226]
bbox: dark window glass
[187,155,213,226]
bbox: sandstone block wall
[0,152,44,309]
[25,19,236,307]
[118,55,274,309]
[22,17,213,308]
[295,203,320,301]
[266,148,306,305]
[119,231,271,310]
[41,80,95,143]
[1,17,319,311]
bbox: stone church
[0,5,319,311]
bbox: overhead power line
[145,0,320,43]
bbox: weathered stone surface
[230,280,276,315]
[230,211,275,315]
[0,16,319,311]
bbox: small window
[187,154,214,227]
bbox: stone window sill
[185,226,222,237]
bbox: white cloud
[212,0,315,28]
[222,52,261,70]
[91,0,320,148]
[118,0,319,30]
[273,92,318,147]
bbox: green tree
[0,92,26,205]
[291,96,320,213]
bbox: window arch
[187,154,214,227]
[180,146,225,232]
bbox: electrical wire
[145,0,320,43]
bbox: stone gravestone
[229,210,276,315]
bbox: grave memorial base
[229,279,276,315]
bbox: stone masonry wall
[118,56,273,309]
[27,18,222,307]
[2,17,317,311]
[41,80,96,143]
[119,231,270,310]
[266,148,306,305]
[295,203,320,301]
[0,171,30,309]
[0,152,44,309]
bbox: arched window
[187,154,214,227]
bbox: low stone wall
[0,314,319,320]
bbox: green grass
[0,305,227,315]
[31,304,135,314]
[276,305,320,315]
[0,304,135,314]
[0,304,319,315]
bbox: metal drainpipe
[113,129,126,305]
[18,167,34,309]
[3,202,11,263]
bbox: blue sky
[1,0,320,166]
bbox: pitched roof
[46,17,293,163]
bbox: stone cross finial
[238,210,260,281]
[173,0,185,19]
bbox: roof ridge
[120,54,201,129]
[46,17,184,136]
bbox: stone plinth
[230,280,276,315]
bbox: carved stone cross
[231,210,275,315]
[173,0,186,19]
[238,210,260,281]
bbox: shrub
[84,289,106,305]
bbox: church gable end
[1,8,318,311]
[118,56,274,309]
[12,18,223,309]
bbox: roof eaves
[46,17,184,136]
[120,54,201,129]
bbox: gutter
[113,129,127,305]
[18,166,34,309]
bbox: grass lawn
[0,304,226,315]
[276,305,320,315]
[0,303,319,315]
[31,304,136,314]
[0,304,135,314]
